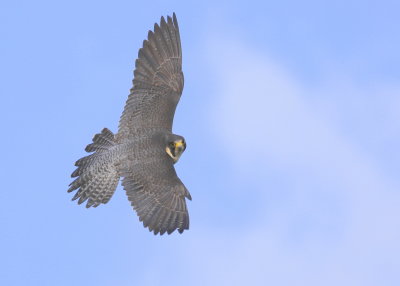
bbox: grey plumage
[68,13,191,235]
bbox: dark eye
[169,142,175,148]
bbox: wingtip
[172,13,179,29]
[161,15,166,25]
[144,223,185,236]
[167,15,173,23]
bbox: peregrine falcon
[68,13,191,235]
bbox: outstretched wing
[118,13,183,139]
[120,153,191,235]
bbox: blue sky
[1,0,399,285]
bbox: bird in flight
[68,13,191,235]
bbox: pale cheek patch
[166,147,178,163]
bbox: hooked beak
[166,140,186,163]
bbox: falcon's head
[165,135,186,163]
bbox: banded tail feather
[68,128,120,208]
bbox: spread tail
[68,128,120,208]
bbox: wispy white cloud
[178,37,400,285]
